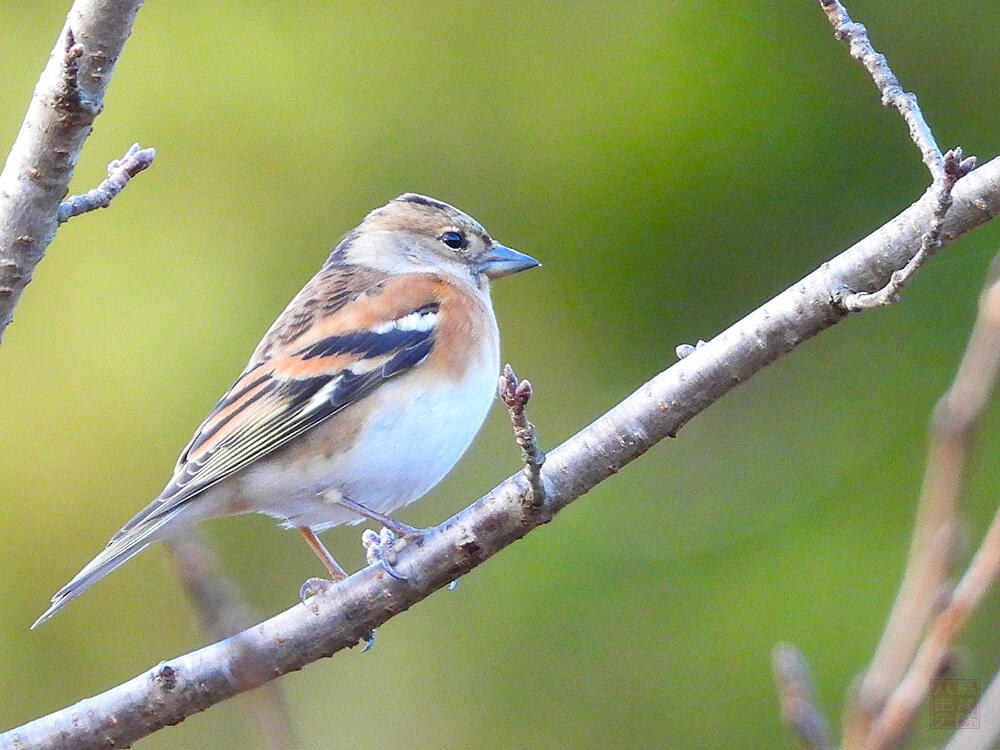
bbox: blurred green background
[3,1,1000,748]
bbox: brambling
[33,193,539,628]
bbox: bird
[32,193,539,628]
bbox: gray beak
[477,244,541,280]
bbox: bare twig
[0,1,145,343]
[866,502,1000,750]
[817,0,977,311]
[56,143,155,223]
[499,363,546,506]
[5,154,1000,750]
[167,532,298,750]
[772,644,834,750]
[817,0,945,181]
[844,261,1000,749]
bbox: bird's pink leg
[297,527,347,581]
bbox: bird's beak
[476,244,541,280]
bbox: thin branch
[0,0,145,342]
[865,501,1000,750]
[844,261,1000,749]
[4,154,1000,750]
[818,0,978,311]
[817,0,945,181]
[56,143,155,224]
[498,363,546,506]
[772,644,834,750]
[167,532,298,750]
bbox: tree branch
[167,532,298,750]
[0,0,146,343]
[855,263,1000,750]
[4,151,1000,749]
[818,0,977,311]
[844,245,1000,750]
[499,363,546,506]
[772,643,834,750]
[866,500,1000,750]
[56,143,154,224]
[817,0,945,182]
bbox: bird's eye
[439,231,465,249]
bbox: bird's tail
[31,510,180,629]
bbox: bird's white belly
[239,360,498,531]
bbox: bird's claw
[362,527,406,580]
[300,577,336,603]
[361,630,377,652]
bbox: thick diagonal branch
[4,155,1000,750]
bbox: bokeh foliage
[3,2,1000,748]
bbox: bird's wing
[110,269,446,541]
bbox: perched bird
[33,194,539,628]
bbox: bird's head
[334,193,539,287]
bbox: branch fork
[819,0,977,312]
[838,149,976,311]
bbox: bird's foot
[300,577,337,603]
[361,526,414,580]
